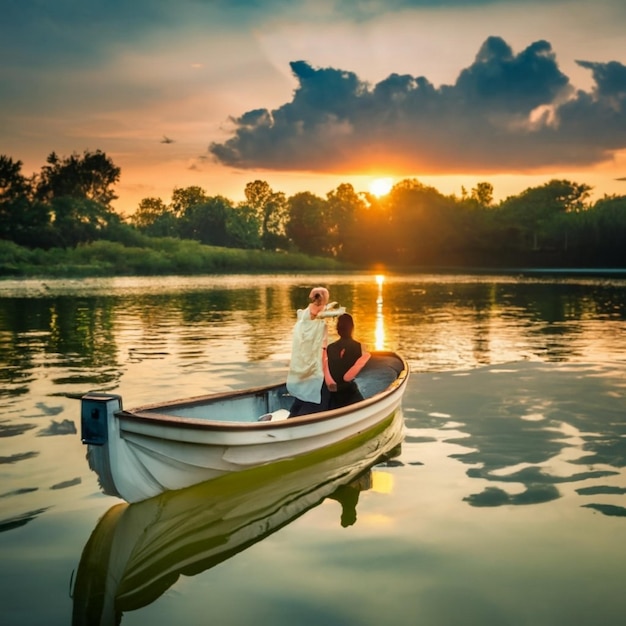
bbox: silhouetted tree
[346,193,393,265]
[0,155,30,202]
[385,179,457,264]
[471,182,494,206]
[244,180,289,249]
[130,197,178,237]
[225,205,262,249]
[286,191,329,254]
[499,179,592,252]
[35,150,120,207]
[325,183,365,259]
[170,186,209,218]
[3,147,624,269]
[578,194,626,264]
[180,195,234,246]
[48,196,119,247]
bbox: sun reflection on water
[371,469,394,494]
[375,274,385,350]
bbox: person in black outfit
[326,313,371,409]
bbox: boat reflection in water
[72,411,405,626]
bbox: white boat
[81,351,409,503]
[72,411,404,625]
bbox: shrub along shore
[0,238,345,278]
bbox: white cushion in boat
[258,408,290,422]
[269,409,290,422]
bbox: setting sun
[368,177,393,197]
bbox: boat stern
[81,392,123,445]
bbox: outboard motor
[81,393,122,446]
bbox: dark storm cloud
[210,37,626,174]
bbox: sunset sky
[2,0,625,216]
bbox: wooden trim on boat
[117,378,407,432]
[115,352,409,432]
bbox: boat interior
[133,352,407,424]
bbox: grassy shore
[0,238,346,278]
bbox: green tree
[447,192,503,266]
[0,155,30,202]
[325,183,365,259]
[49,196,118,247]
[499,179,591,252]
[35,150,121,207]
[286,191,329,255]
[30,150,121,247]
[170,186,209,218]
[130,197,178,237]
[226,205,262,249]
[471,182,494,206]
[244,180,289,249]
[579,195,626,264]
[180,195,234,246]
[386,178,457,264]
[130,197,168,230]
[0,155,53,247]
[345,192,393,265]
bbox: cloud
[0,2,168,69]
[209,36,626,174]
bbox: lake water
[1,272,626,626]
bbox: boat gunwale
[116,352,409,432]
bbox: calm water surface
[1,272,625,625]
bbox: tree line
[1,150,625,269]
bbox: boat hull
[73,410,405,624]
[82,352,409,503]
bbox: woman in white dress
[286,286,336,417]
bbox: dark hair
[336,313,354,339]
